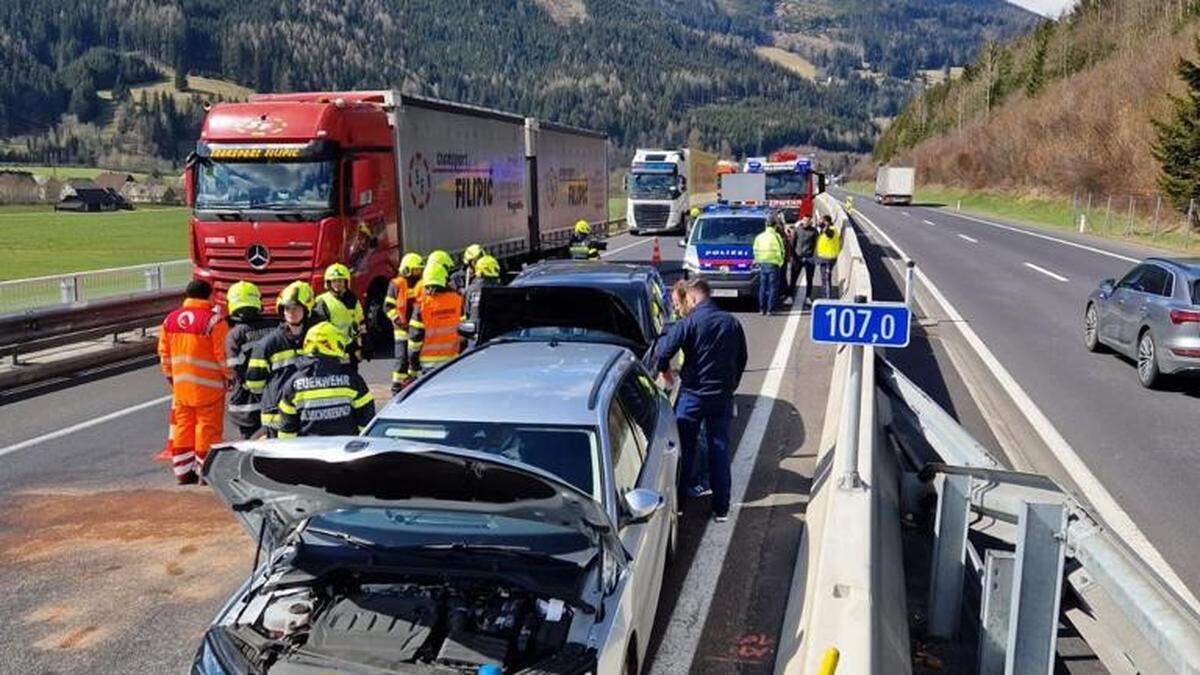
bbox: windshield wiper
[305,527,378,550]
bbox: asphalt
[0,231,833,674]
[842,189,1200,599]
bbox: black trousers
[790,256,815,299]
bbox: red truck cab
[185,92,400,328]
[760,150,826,224]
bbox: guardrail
[0,259,191,314]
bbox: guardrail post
[978,551,1015,675]
[1005,502,1067,675]
[144,265,162,291]
[836,294,868,491]
[904,260,915,309]
[928,473,971,638]
[58,276,78,305]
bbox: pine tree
[1152,36,1200,215]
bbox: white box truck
[874,167,915,206]
[625,148,718,234]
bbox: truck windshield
[692,217,765,244]
[766,172,807,198]
[196,160,335,211]
[629,173,678,200]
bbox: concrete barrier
[775,194,911,675]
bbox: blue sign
[811,300,911,348]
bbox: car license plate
[720,265,731,273]
[712,289,738,298]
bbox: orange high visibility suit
[407,289,464,374]
[157,298,229,482]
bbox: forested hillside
[0,0,1036,169]
[872,0,1200,202]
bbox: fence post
[144,265,162,291]
[1152,195,1162,241]
[1104,195,1113,234]
[1125,196,1135,236]
[58,276,78,305]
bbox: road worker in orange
[407,261,465,377]
[157,279,230,484]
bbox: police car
[681,203,777,299]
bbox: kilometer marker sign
[810,300,911,348]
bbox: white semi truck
[874,166,916,206]
[625,148,718,234]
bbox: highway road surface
[844,189,1200,602]
[0,231,832,674]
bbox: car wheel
[1084,304,1106,352]
[1137,330,1163,389]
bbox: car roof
[514,260,655,286]
[378,340,628,426]
[1147,257,1200,274]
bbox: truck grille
[204,241,316,311]
[634,204,671,229]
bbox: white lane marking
[650,310,804,674]
[941,210,1139,263]
[901,210,911,217]
[923,219,936,226]
[1023,262,1069,282]
[0,395,171,460]
[957,234,978,243]
[853,207,1200,611]
[602,237,653,258]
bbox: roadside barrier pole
[817,647,840,675]
[837,294,867,490]
[904,260,915,309]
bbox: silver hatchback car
[1085,257,1200,387]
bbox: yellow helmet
[324,263,351,283]
[303,321,350,358]
[463,244,484,265]
[428,249,454,272]
[226,280,262,313]
[474,255,500,279]
[422,261,449,288]
[690,207,701,218]
[278,280,316,311]
[399,252,424,276]
[574,220,591,236]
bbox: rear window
[1192,279,1200,305]
[692,217,765,244]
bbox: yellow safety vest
[753,229,784,266]
[315,291,364,342]
[816,228,842,260]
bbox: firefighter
[277,322,376,438]
[157,280,230,484]
[464,254,502,323]
[427,249,457,289]
[456,243,484,291]
[407,261,465,377]
[569,219,599,260]
[246,281,314,437]
[384,252,425,394]
[312,263,365,365]
[223,281,276,439]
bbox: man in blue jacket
[653,279,748,522]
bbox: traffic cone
[651,237,662,266]
[154,408,174,461]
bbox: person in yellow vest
[384,253,425,394]
[815,214,843,299]
[752,222,785,315]
[569,220,599,260]
[312,263,365,366]
[407,262,465,377]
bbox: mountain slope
[0,0,1038,168]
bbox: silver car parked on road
[1085,257,1200,388]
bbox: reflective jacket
[815,226,842,260]
[569,233,599,260]
[464,277,501,323]
[277,355,375,437]
[384,275,424,339]
[158,298,229,406]
[245,324,306,429]
[408,289,465,369]
[753,229,785,266]
[224,310,277,427]
[312,290,365,359]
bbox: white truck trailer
[874,166,915,206]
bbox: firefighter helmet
[474,255,500,279]
[399,253,424,277]
[278,281,316,311]
[304,321,350,358]
[690,207,701,219]
[463,243,484,265]
[226,280,262,313]
[574,220,591,236]
[324,263,351,282]
[422,261,449,288]
[428,249,454,271]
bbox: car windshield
[366,421,602,500]
[766,171,807,198]
[629,173,677,199]
[195,160,335,211]
[692,217,765,244]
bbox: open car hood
[477,285,648,350]
[202,437,625,566]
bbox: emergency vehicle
[743,151,826,224]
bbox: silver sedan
[1085,257,1200,388]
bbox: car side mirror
[1099,278,1115,293]
[457,321,477,340]
[621,488,665,526]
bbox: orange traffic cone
[651,236,662,266]
[154,408,174,461]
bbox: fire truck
[742,150,826,224]
[183,90,607,340]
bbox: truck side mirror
[817,172,827,195]
[678,176,688,192]
[351,158,377,211]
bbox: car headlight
[683,245,699,272]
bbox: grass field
[845,181,1200,254]
[0,165,152,181]
[0,206,189,281]
[755,47,818,80]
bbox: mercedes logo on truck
[246,244,271,270]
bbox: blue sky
[1009,0,1075,17]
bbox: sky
[1008,0,1075,17]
